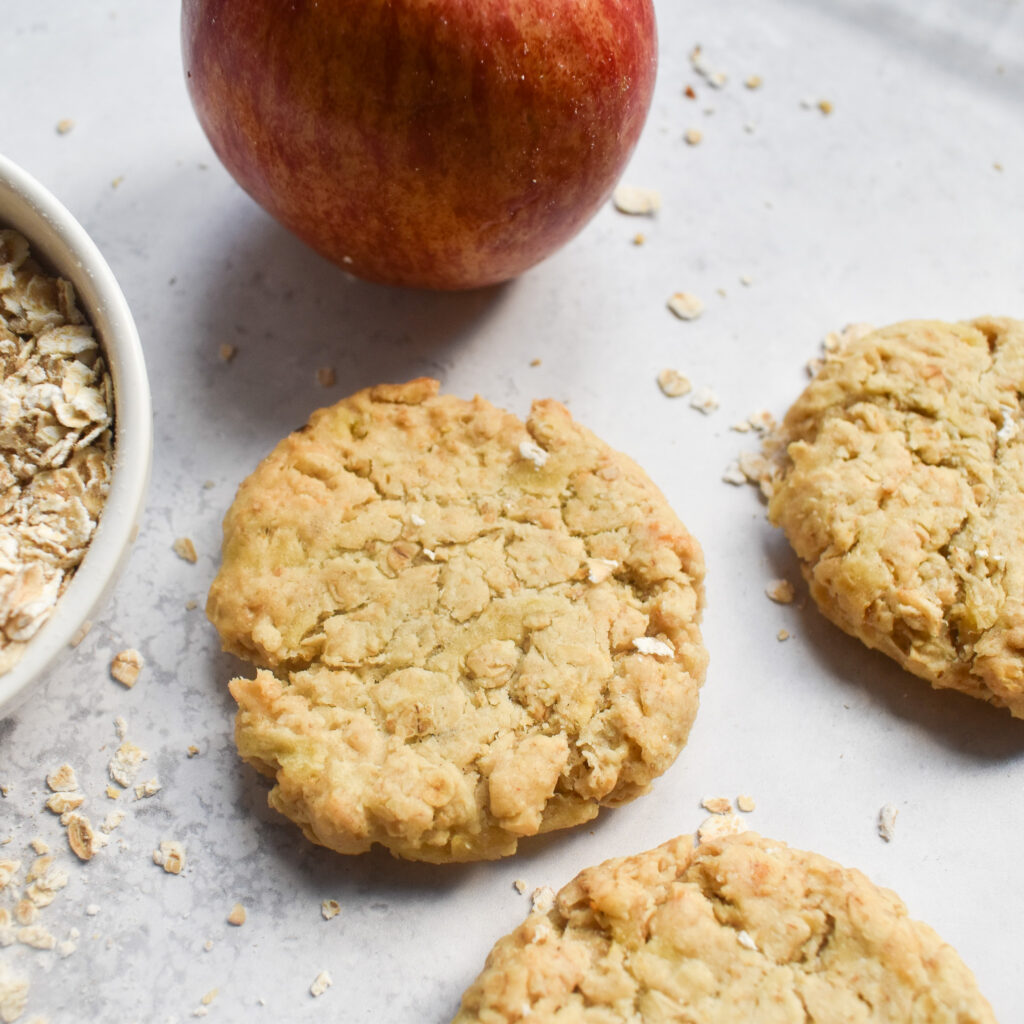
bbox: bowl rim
[0,152,152,719]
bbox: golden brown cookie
[452,831,995,1023]
[769,317,1024,717]
[207,379,707,862]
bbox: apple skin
[182,0,657,290]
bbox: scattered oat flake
[666,291,704,321]
[66,814,103,862]
[690,387,719,414]
[153,840,186,875]
[108,741,147,788]
[218,343,237,362]
[114,716,128,739]
[736,794,756,813]
[321,899,340,921]
[518,439,548,468]
[700,796,732,815]
[316,366,336,388]
[585,558,617,585]
[173,537,198,563]
[737,929,758,950]
[684,128,703,146]
[44,792,83,816]
[0,861,19,890]
[14,901,35,927]
[110,648,143,688]
[46,764,78,793]
[201,990,218,1007]
[0,960,29,1024]
[722,463,746,486]
[310,971,333,998]
[878,803,898,842]
[633,637,674,658]
[227,903,246,926]
[697,813,746,844]
[69,621,92,647]
[56,118,74,135]
[513,879,528,895]
[17,925,55,950]
[531,886,555,914]
[611,184,661,216]
[657,368,692,398]
[104,786,120,800]
[100,811,124,834]
[28,839,47,857]
[766,579,795,604]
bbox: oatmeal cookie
[452,831,995,1023]
[207,379,706,862]
[769,317,1024,717]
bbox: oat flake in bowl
[0,228,114,673]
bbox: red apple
[181,0,657,290]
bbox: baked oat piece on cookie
[769,317,1024,717]
[207,379,707,862]
[452,831,995,1023]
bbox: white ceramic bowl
[0,154,152,719]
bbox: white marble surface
[3,2,1024,1021]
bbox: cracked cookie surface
[207,379,706,862]
[452,831,995,1023]
[769,317,1024,717]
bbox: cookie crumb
[657,368,692,398]
[878,803,898,842]
[316,366,336,388]
[513,879,528,895]
[529,358,542,367]
[765,579,795,604]
[632,637,674,658]
[667,291,704,321]
[777,629,790,642]
[85,904,100,916]
[744,74,763,90]
[55,118,74,135]
[700,796,732,815]
[612,184,661,216]
[632,232,645,246]
[684,128,703,146]
[187,745,200,758]
[321,899,340,921]
[28,839,47,857]
[818,99,834,115]
[218,343,237,363]
[133,778,161,800]
[110,648,143,688]
[530,886,555,914]
[108,742,147,788]
[153,840,186,875]
[310,971,332,998]
[227,903,246,926]
[173,537,198,563]
[736,794,756,813]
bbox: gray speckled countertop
[3,2,1024,1021]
